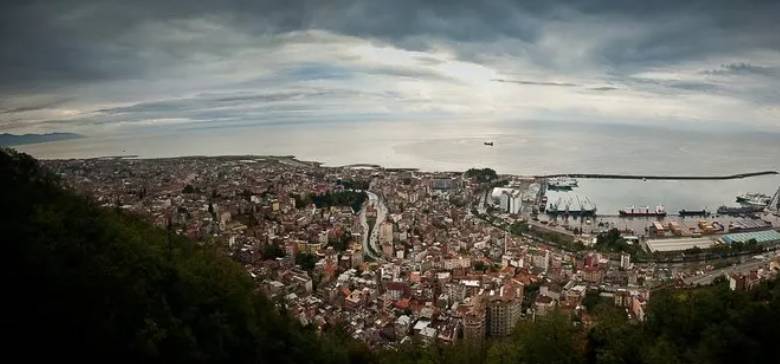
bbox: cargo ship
[716,205,765,216]
[678,209,709,217]
[619,205,666,217]
[547,196,596,216]
[547,177,578,190]
[736,192,770,207]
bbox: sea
[15,120,780,215]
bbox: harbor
[542,175,780,218]
[487,172,780,253]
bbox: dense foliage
[296,252,318,271]
[3,148,780,363]
[595,228,646,259]
[294,190,368,212]
[465,168,498,183]
[337,178,371,191]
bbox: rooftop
[721,230,780,245]
[646,237,717,252]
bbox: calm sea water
[17,120,780,212]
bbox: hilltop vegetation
[3,148,780,363]
[465,167,498,183]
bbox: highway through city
[360,190,387,261]
[683,258,768,286]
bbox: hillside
[0,148,369,363]
[0,132,83,146]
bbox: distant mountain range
[0,132,83,146]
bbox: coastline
[34,152,779,181]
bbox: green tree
[465,168,498,183]
[502,312,585,364]
[183,183,196,193]
[296,252,318,271]
[586,304,642,364]
[262,243,285,259]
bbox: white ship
[547,177,578,190]
[736,192,771,207]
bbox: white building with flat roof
[646,236,717,253]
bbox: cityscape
[3,0,780,362]
[39,155,780,348]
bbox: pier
[537,171,777,180]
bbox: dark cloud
[3,0,779,93]
[588,87,619,92]
[25,88,400,130]
[415,56,445,66]
[0,98,72,114]
[494,80,626,93]
[492,79,578,87]
[2,0,780,132]
[282,63,456,82]
[623,77,721,94]
[97,90,341,116]
[703,63,779,77]
[360,65,456,82]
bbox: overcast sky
[2,0,780,135]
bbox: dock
[536,171,777,180]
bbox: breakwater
[538,171,778,180]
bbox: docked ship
[716,205,765,216]
[619,205,666,217]
[547,177,578,190]
[736,192,771,207]
[678,209,709,217]
[547,196,596,216]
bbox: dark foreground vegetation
[3,148,780,363]
[293,190,368,212]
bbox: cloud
[0,98,72,114]
[703,63,779,77]
[492,79,579,87]
[588,87,619,92]
[2,0,780,133]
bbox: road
[683,259,767,286]
[360,191,387,261]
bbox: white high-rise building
[620,253,631,270]
[490,187,523,214]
